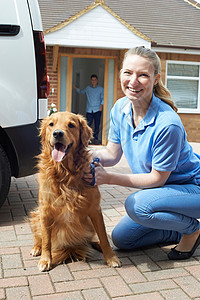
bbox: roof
[38,0,200,49]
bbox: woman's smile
[121,54,160,105]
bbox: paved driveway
[0,146,200,299]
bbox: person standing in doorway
[74,74,104,144]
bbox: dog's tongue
[52,143,66,162]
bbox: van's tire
[0,145,11,208]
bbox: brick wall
[46,47,58,109]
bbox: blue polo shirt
[77,85,104,113]
[108,94,200,185]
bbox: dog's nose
[53,130,64,139]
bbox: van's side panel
[0,0,37,128]
[27,0,43,30]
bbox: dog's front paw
[38,258,52,272]
[107,255,121,268]
[30,246,41,257]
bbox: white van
[0,0,49,207]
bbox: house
[38,0,200,144]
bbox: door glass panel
[106,59,115,138]
[60,56,68,111]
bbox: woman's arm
[94,166,171,189]
[91,141,123,167]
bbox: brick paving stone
[20,245,37,261]
[174,275,200,298]
[100,275,132,298]
[68,261,93,272]
[19,191,33,200]
[116,264,147,284]
[15,182,29,189]
[0,277,27,288]
[0,239,33,247]
[2,254,23,269]
[103,208,121,218]
[160,288,190,300]
[6,286,31,300]
[31,189,39,198]
[185,265,200,280]
[14,223,32,235]
[115,248,145,259]
[49,264,74,282]
[4,266,40,278]
[0,247,20,255]
[33,291,84,300]
[0,225,14,232]
[0,289,5,299]
[55,278,102,293]
[130,255,160,272]
[87,259,110,269]
[117,257,135,266]
[82,287,110,300]
[0,212,12,222]
[144,267,189,281]
[130,279,177,294]
[0,229,17,242]
[73,267,117,280]
[28,274,54,296]
[115,292,164,300]
[24,258,39,268]
[143,247,168,261]
[11,206,27,218]
[17,234,33,241]
[157,258,199,269]
[8,193,21,203]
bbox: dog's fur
[29,111,120,271]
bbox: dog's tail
[51,244,94,265]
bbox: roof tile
[38,0,200,48]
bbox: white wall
[45,6,151,49]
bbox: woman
[85,46,200,260]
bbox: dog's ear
[78,114,93,146]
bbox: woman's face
[120,54,160,105]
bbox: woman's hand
[93,163,109,185]
[83,162,109,186]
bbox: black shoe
[168,234,200,260]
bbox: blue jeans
[112,184,200,249]
[86,111,101,140]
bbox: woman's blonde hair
[123,47,178,112]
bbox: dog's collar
[90,158,100,186]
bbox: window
[166,61,200,113]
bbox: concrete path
[0,145,200,299]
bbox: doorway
[59,55,117,145]
[72,58,105,142]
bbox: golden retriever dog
[29,111,121,271]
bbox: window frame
[165,60,200,114]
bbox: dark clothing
[86,111,101,140]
